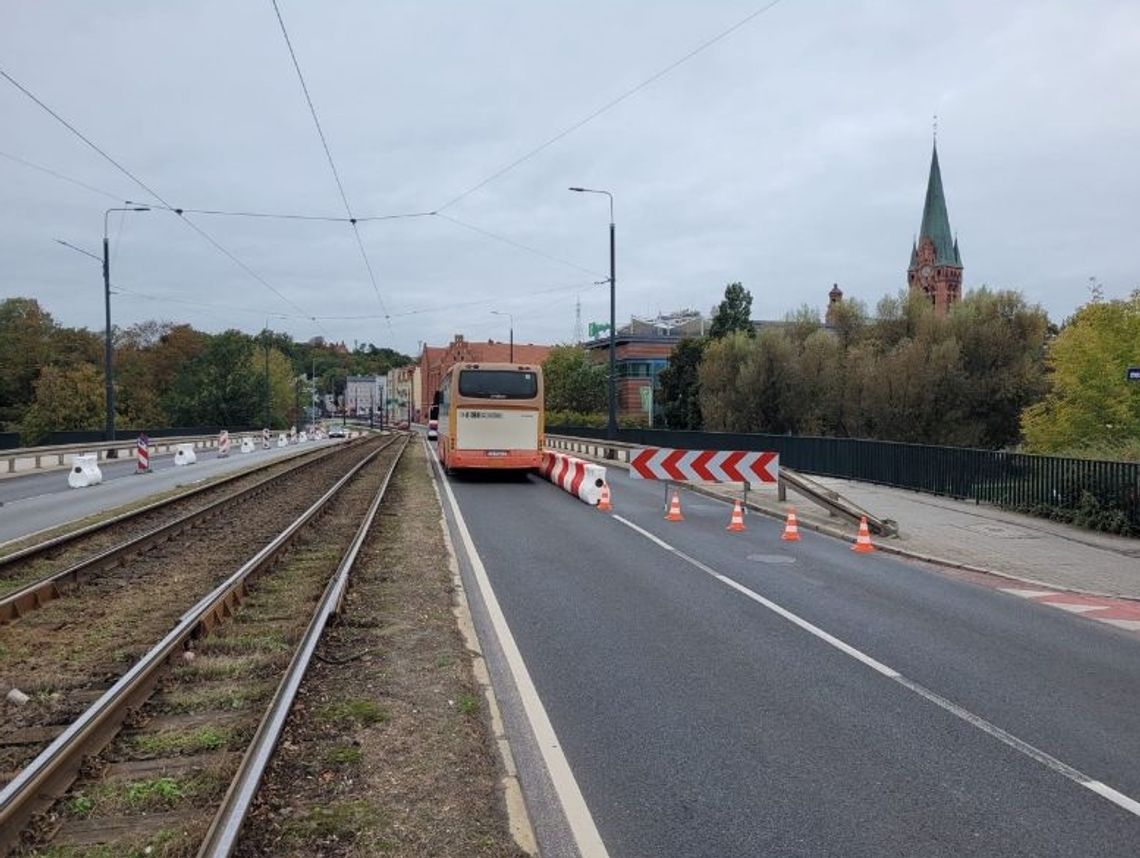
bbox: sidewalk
[578,447,1140,600]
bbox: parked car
[328,425,346,438]
[427,418,439,441]
[397,420,410,431]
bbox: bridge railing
[547,426,1140,536]
[2,433,226,476]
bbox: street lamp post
[569,187,616,439]
[103,206,150,446]
[491,310,515,362]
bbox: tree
[709,282,755,339]
[1021,291,1140,454]
[21,364,105,443]
[0,298,56,427]
[698,332,755,431]
[168,331,260,427]
[658,338,706,429]
[542,346,606,413]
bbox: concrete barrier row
[540,450,607,506]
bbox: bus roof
[449,362,541,372]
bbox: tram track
[0,434,409,856]
[0,439,357,621]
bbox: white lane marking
[999,588,1061,598]
[1102,619,1140,632]
[1050,604,1105,614]
[436,458,611,857]
[610,515,1140,821]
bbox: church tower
[907,142,963,313]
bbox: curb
[556,442,1140,605]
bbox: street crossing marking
[610,515,1140,822]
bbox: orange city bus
[435,362,544,471]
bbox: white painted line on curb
[610,515,1140,822]
[436,459,611,858]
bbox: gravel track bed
[234,442,528,858]
[10,441,407,858]
[0,439,386,778]
[0,445,336,597]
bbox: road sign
[630,447,778,486]
[1127,367,1140,382]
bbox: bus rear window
[458,370,537,400]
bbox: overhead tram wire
[270,0,391,328]
[0,65,325,330]
[431,212,601,277]
[434,0,786,213]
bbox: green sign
[588,322,611,338]
[639,385,653,413]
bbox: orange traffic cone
[665,489,684,522]
[597,483,613,512]
[781,507,801,541]
[851,515,875,553]
[726,499,746,532]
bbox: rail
[0,435,400,853]
[0,439,356,622]
[197,434,408,856]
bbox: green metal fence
[550,426,1140,535]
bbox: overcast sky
[3,1,1138,355]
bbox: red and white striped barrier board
[218,429,231,457]
[630,447,778,486]
[135,433,150,474]
[540,450,607,505]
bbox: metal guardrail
[0,435,399,853]
[1,433,223,475]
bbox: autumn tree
[0,298,56,427]
[1021,290,1140,455]
[21,364,105,443]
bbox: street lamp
[103,206,150,445]
[491,310,515,362]
[568,186,616,439]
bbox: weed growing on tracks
[457,693,480,715]
[322,744,364,766]
[130,724,239,757]
[160,681,272,714]
[319,698,389,727]
[171,653,270,682]
[281,800,387,846]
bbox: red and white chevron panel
[540,450,608,505]
[629,447,778,486]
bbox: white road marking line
[610,515,1140,821]
[999,588,1061,598]
[435,457,611,857]
[1101,619,1140,632]
[1050,603,1105,614]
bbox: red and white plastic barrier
[136,433,151,474]
[540,450,607,506]
[218,430,231,457]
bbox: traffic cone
[781,507,801,541]
[665,489,684,522]
[851,515,875,553]
[726,499,746,532]
[597,483,613,512]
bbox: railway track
[0,433,409,856]
[0,438,360,623]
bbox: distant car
[427,418,438,441]
[398,420,410,431]
[328,426,346,438]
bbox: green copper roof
[917,144,960,267]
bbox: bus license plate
[485,450,508,457]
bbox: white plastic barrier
[277,434,288,448]
[240,436,256,454]
[67,454,103,489]
[298,431,308,443]
[173,443,197,466]
[539,450,607,505]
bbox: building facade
[907,143,963,314]
[344,375,385,418]
[385,364,416,425]
[418,335,553,420]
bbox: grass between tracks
[234,441,528,858]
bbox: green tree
[168,331,261,427]
[1021,291,1140,454]
[21,364,105,443]
[709,282,755,339]
[0,298,56,427]
[542,346,606,413]
[658,338,706,429]
[698,331,755,431]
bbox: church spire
[919,143,958,266]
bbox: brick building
[418,335,553,420]
[907,142,963,314]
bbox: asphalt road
[443,467,1140,857]
[0,440,340,545]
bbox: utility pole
[102,206,150,446]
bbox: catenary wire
[432,212,601,277]
[270,0,391,325]
[434,0,786,212]
[0,65,325,329]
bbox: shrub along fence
[549,425,1140,536]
